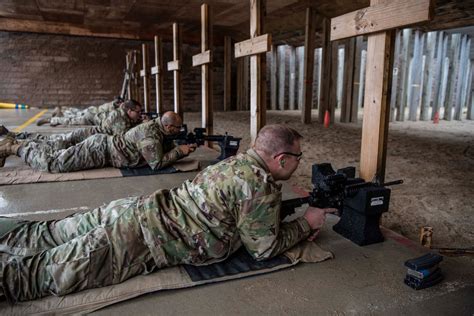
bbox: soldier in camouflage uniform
[0,111,195,172]
[36,100,142,136]
[0,124,335,302]
[58,97,124,120]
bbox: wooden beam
[249,0,266,142]
[153,35,164,115]
[359,0,395,183]
[132,50,141,104]
[235,34,271,58]
[199,3,213,135]
[270,44,278,110]
[140,43,151,113]
[289,46,296,110]
[224,36,232,112]
[192,50,212,67]
[125,52,132,100]
[278,45,286,111]
[342,38,356,123]
[330,0,432,41]
[302,7,316,124]
[0,18,143,40]
[350,36,365,123]
[170,23,183,118]
[319,18,332,123]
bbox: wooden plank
[297,46,305,110]
[132,50,141,104]
[350,36,364,123]
[319,17,332,123]
[454,35,469,120]
[289,46,296,110]
[330,0,432,41]
[302,7,316,124]
[224,36,232,112]
[445,33,461,121]
[126,52,132,100]
[467,61,474,120]
[328,40,338,123]
[236,57,243,111]
[192,50,212,67]
[437,56,450,119]
[243,56,250,111]
[278,45,286,110]
[313,48,322,110]
[167,60,180,71]
[0,18,143,40]
[172,22,183,118]
[431,32,447,119]
[200,3,213,136]
[359,0,395,183]
[249,0,266,142]
[235,33,271,59]
[141,43,151,113]
[270,44,278,110]
[153,36,164,115]
[460,52,472,118]
[342,38,356,123]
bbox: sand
[184,110,474,248]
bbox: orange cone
[433,111,439,124]
[324,110,330,128]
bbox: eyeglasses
[273,151,303,161]
[130,108,141,113]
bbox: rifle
[281,163,403,246]
[164,125,242,161]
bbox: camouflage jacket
[94,107,135,135]
[108,118,185,169]
[136,149,312,268]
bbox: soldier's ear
[280,159,286,167]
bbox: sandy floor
[184,110,474,248]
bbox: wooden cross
[330,0,432,182]
[192,3,213,135]
[234,0,271,143]
[152,35,164,115]
[140,43,151,113]
[167,22,183,118]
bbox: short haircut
[254,124,303,156]
[123,99,141,111]
[161,111,181,126]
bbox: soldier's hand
[303,207,338,236]
[178,144,197,156]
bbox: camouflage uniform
[59,101,117,121]
[0,148,311,302]
[50,107,134,137]
[19,118,184,173]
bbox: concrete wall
[0,31,224,112]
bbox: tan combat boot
[52,106,64,117]
[0,137,21,167]
[36,117,51,126]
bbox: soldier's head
[123,99,143,123]
[161,111,183,135]
[253,124,303,181]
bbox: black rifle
[164,125,242,161]
[141,111,159,120]
[281,163,402,246]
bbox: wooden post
[331,2,432,182]
[328,41,338,123]
[192,3,213,135]
[289,46,296,110]
[467,61,474,120]
[350,37,364,123]
[302,7,316,124]
[297,46,305,109]
[152,36,164,115]
[168,23,183,118]
[342,38,356,123]
[140,43,151,113]
[270,44,278,110]
[132,50,141,104]
[126,52,132,100]
[224,36,232,112]
[278,45,286,110]
[234,0,270,141]
[319,18,332,123]
[313,48,322,110]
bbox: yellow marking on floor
[13,109,48,133]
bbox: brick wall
[0,31,224,112]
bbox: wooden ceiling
[0,0,473,46]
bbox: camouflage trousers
[20,134,111,173]
[0,197,157,302]
[24,127,103,150]
[61,106,98,118]
[50,109,97,126]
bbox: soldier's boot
[0,137,21,167]
[36,117,51,126]
[52,106,64,117]
[0,125,9,136]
